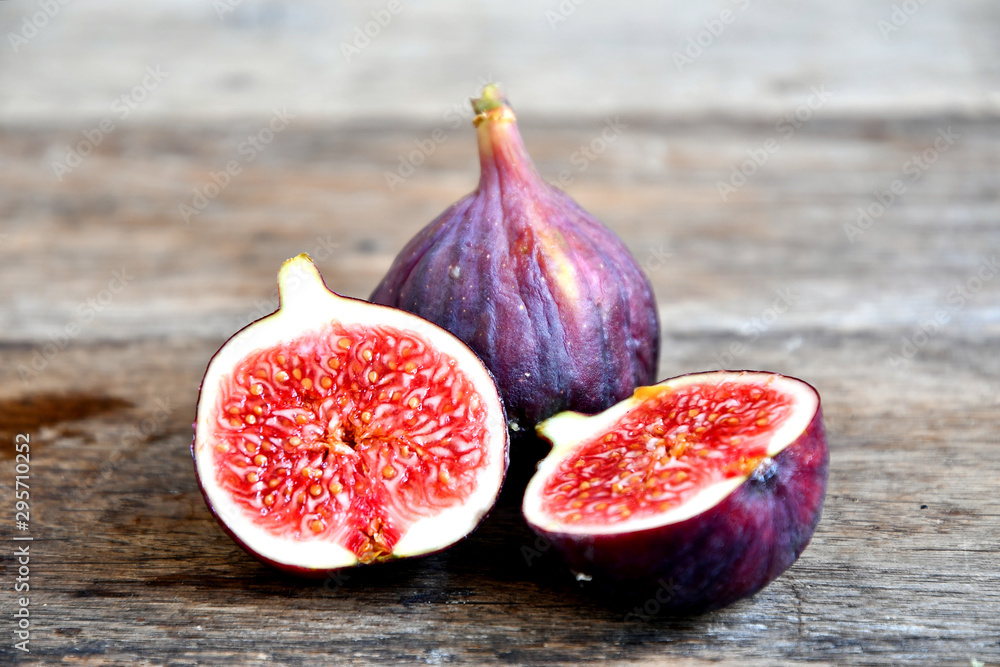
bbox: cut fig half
[193,255,508,576]
[523,371,828,613]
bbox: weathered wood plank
[1,0,998,123]
[1,117,997,342]
[0,112,999,664]
[0,330,998,664]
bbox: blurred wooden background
[0,1,998,664]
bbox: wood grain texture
[2,0,999,122]
[0,112,998,665]
[2,2,1000,661]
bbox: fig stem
[277,253,330,311]
[471,83,540,189]
[472,83,506,113]
[472,84,516,127]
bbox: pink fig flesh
[193,255,508,575]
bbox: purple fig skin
[529,384,828,615]
[371,85,660,433]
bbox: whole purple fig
[372,84,659,441]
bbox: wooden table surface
[1,1,999,665]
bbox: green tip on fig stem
[472,83,512,118]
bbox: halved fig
[523,371,828,613]
[193,255,508,576]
